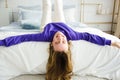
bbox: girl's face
[52,31,68,52]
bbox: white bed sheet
[0,22,40,32]
[0,26,120,80]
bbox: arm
[111,41,120,48]
[0,33,49,47]
[72,32,111,46]
[72,31,120,48]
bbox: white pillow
[18,5,41,10]
[67,22,88,28]
[18,7,42,29]
[18,5,41,21]
[63,3,80,22]
[21,19,40,29]
[63,0,79,22]
[18,8,42,21]
[64,7,76,22]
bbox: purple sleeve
[0,33,49,47]
[72,32,111,46]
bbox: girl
[0,0,120,80]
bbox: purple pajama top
[0,22,111,47]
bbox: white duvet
[0,27,120,80]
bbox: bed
[0,26,111,80]
[0,22,120,80]
[0,1,120,80]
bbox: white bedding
[0,22,40,32]
[0,27,120,80]
[0,22,87,32]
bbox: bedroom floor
[10,74,109,80]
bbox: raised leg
[40,0,52,30]
[53,0,65,22]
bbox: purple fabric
[0,22,111,47]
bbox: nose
[57,35,63,43]
[57,35,63,39]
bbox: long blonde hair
[46,42,73,80]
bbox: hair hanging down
[46,42,73,80]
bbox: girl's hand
[111,42,120,48]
